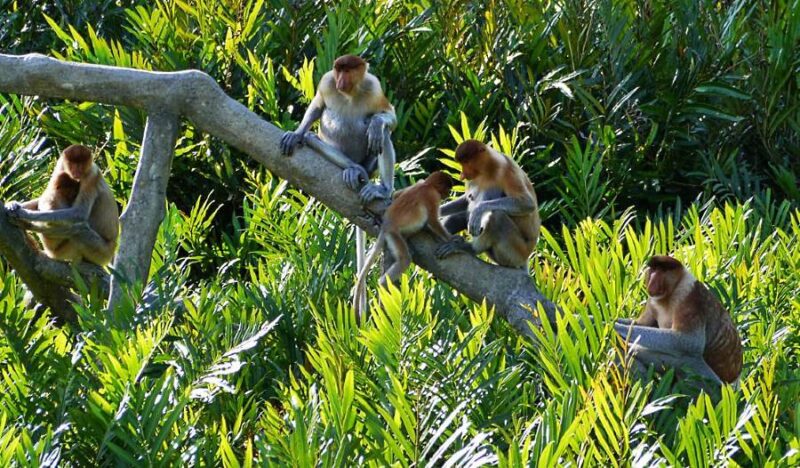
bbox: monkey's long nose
[459,172,466,181]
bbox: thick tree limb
[0,53,556,336]
[108,112,179,311]
[0,208,108,323]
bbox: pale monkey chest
[652,304,673,329]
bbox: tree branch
[0,53,556,335]
[0,207,108,323]
[108,111,179,311]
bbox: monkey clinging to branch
[616,256,743,385]
[6,144,119,266]
[352,171,454,321]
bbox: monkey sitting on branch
[352,171,455,321]
[280,54,396,204]
[5,144,119,266]
[281,54,398,314]
[616,256,743,386]
[436,140,541,270]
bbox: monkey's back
[385,181,437,234]
[89,176,120,245]
[696,283,743,383]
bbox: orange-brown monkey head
[426,171,454,198]
[646,255,684,299]
[454,139,496,181]
[333,55,367,95]
[61,144,93,181]
[53,172,81,203]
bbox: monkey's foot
[435,236,470,259]
[359,183,390,204]
[343,165,368,191]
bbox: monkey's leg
[441,211,467,235]
[380,232,410,286]
[476,212,530,269]
[628,344,722,390]
[69,223,116,265]
[359,132,395,204]
[304,134,369,192]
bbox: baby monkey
[353,171,454,320]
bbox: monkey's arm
[614,322,706,356]
[469,194,536,236]
[7,195,94,224]
[439,196,468,216]
[426,209,455,243]
[280,94,324,156]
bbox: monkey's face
[646,267,679,299]
[333,66,365,95]
[459,161,478,181]
[65,161,88,181]
[645,255,684,299]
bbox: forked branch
[0,53,556,334]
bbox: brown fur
[334,54,367,71]
[62,144,92,164]
[636,256,743,383]
[455,140,540,266]
[38,145,119,265]
[353,171,453,318]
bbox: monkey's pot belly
[320,110,370,165]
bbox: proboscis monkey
[281,54,398,314]
[435,140,540,269]
[6,144,119,266]
[352,171,454,321]
[616,256,743,385]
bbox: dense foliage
[0,0,798,465]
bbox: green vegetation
[1,0,798,465]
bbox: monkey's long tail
[352,231,385,323]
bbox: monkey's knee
[481,212,530,268]
[442,212,467,235]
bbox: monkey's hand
[280,130,305,156]
[343,165,368,191]
[4,201,23,213]
[4,201,30,220]
[359,182,391,204]
[367,118,385,156]
[467,207,489,237]
[435,235,471,259]
[4,202,34,228]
